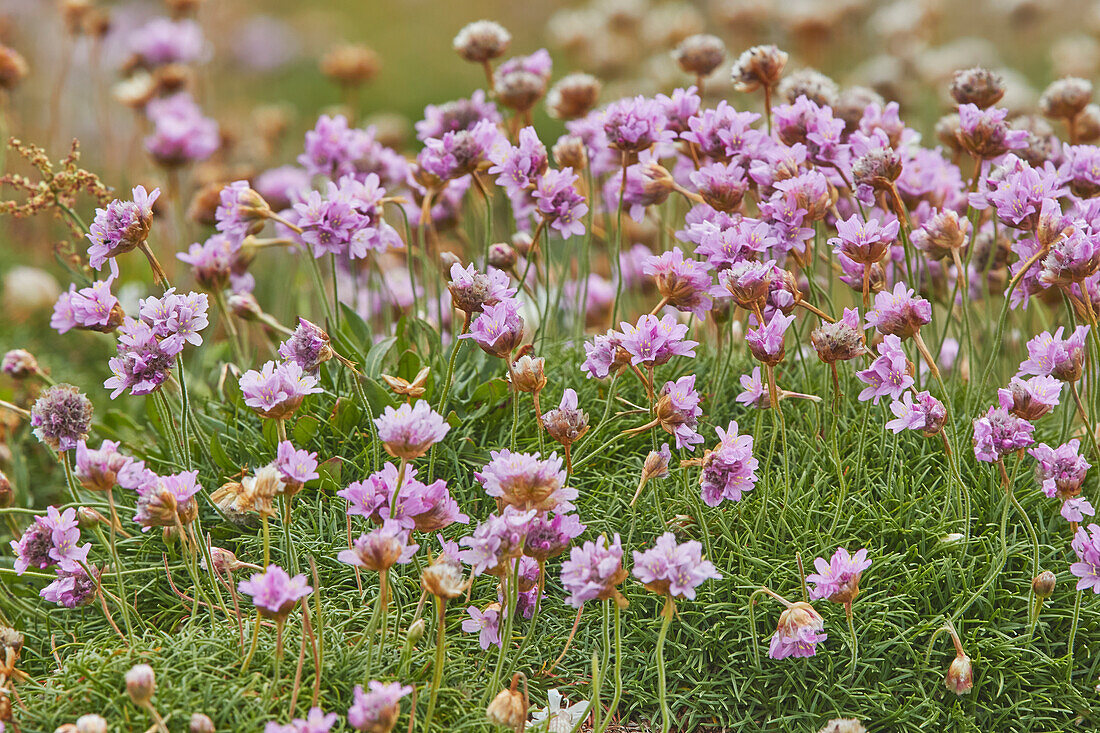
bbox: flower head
[643,248,714,319]
[533,168,588,238]
[856,335,914,404]
[475,450,575,512]
[997,375,1063,420]
[560,534,627,607]
[86,186,159,270]
[278,319,334,374]
[1030,440,1090,498]
[1018,326,1090,382]
[459,506,536,577]
[1063,497,1095,523]
[811,308,868,363]
[339,522,419,572]
[632,532,720,599]
[885,391,947,436]
[768,601,827,659]
[52,279,124,334]
[1071,523,1100,593]
[134,470,202,529]
[30,383,92,451]
[699,421,759,506]
[347,681,412,733]
[448,263,516,316]
[523,511,585,561]
[375,401,450,460]
[654,375,705,450]
[461,298,525,358]
[41,564,100,608]
[238,564,312,619]
[74,439,132,492]
[806,548,872,604]
[541,389,589,449]
[746,312,794,366]
[865,282,932,339]
[972,406,1035,463]
[462,604,502,649]
[240,361,322,420]
[618,314,697,368]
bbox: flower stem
[242,612,262,672]
[1068,589,1082,682]
[595,601,623,733]
[423,596,447,731]
[846,603,859,679]
[655,597,675,733]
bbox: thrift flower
[865,282,932,339]
[238,564,312,620]
[1062,497,1095,523]
[239,361,322,420]
[632,532,721,599]
[560,534,627,607]
[1070,523,1100,592]
[856,335,914,404]
[86,186,159,271]
[699,421,758,506]
[462,604,502,649]
[972,406,1035,463]
[347,681,412,733]
[30,384,92,451]
[375,400,450,460]
[998,375,1063,420]
[1030,440,1090,498]
[1018,327,1090,382]
[884,391,947,436]
[768,602,827,659]
[806,548,872,604]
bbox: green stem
[306,255,336,329]
[595,602,623,733]
[424,597,447,731]
[610,154,627,324]
[1068,589,1082,682]
[655,597,675,733]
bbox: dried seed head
[75,714,108,733]
[0,45,29,90]
[381,367,431,400]
[818,720,867,733]
[320,45,380,87]
[547,73,601,120]
[811,320,868,364]
[1012,114,1059,167]
[1032,570,1057,599]
[730,44,788,92]
[188,713,215,733]
[673,34,726,78]
[1039,77,1093,121]
[421,554,466,599]
[61,0,93,35]
[510,355,547,393]
[911,209,971,260]
[453,20,512,63]
[552,134,588,170]
[950,67,1005,109]
[1076,104,1100,143]
[125,664,156,706]
[495,70,546,113]
[779,68,839,108]
[944,653,973,695]
[187,181,225,227]
[0,625,24,661]
[486,687,527,730]
[488,242,517,270]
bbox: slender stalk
[846,603,859,679]
[242,612,262,671]
[655,597,675,733]
[1068,589,1083,682]
[423,597,447,731]
[610,153,628,323]
[595,602,623,733]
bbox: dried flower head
[381,367,431,400]
[1039,77,1093,121]
[547,73,601,120]
[950,67,1005,109]
[31,383,92,452]
[673,34,726,78]
[0,45,29,90]
[453,20,512,64]
[730,44,788,93]
[320,44,380,87]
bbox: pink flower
[806,547,872,604]
[239,361,322,420]
[238,564,312,619]
[632,532,720,599]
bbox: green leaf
[209,431,234,471]
[293,415,322,444]
[362,336,397,379]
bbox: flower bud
[125,664,156,706]
[510,355,546,393]
[189,713,215,733]
[405,617,426,646]
[950,67,1005,109]
[2,349,39,379]
[75,715,108,733]
[642,444,672,484]
[486,687,527,730]
[77,506,108,529]
[488,242,517,270]
[944,653,973,695]
[439,250,462,272]
[1032,570,1056,599]
[0,472,12,509]
[511,232,533,257]
[0,45,29,91]
[227,292,263,321]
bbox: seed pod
[944,653,973,695]
[1032,570,1056,599]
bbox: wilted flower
[811,308,867,364]
[475,450,575,512]
[541,389,589,449]
[134,470,202,529]
[730,44,788,93]
[278,319,334,373]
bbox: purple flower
[602,96,673,153]
[560,534,626,607]
[1018,326,1090,382]
[488,126,547,197]
[1063,497,1095,523]
[736,366,770,409]
[459,507,537,577]
[51,279,123,335]
[215,180,271,243]
[10,506,88,575]
[461,298,525,358]
[980,163,1064,231]
[997,375,1063,420]
[130,18,205,66]
[972,406,1035,463]
[278,319,333,373]
[239,361,322,420]
[619,314,697,368]
[682,102,762,162]
[448,263,516,316]
[86,186,159,271]
[540,389,589,448]
[693,217,774,270]
[347,681,412,733]
[178,234,237,292]
[403,476,469,532]
[419,119,502,181]
[144,93,219,167]
[75,439,132,492]
[1030,440,1090,498]
[462,605,502,649]
[292,174,402,259]
[104,318,181,398]
[133,470,202,529]
[138,288,210,351]
[718,259,775,311]
[255,166,311,210]
[642,248,714,319]
[700,421,758,506]
[655,375,705,450]
[865,282,931,339]
[582,329,630,379]
[856,335,914,404]
[338,522,419,571]
[689,162,749,213]
[885,391,947,436]
[1039,226,1100,287]
[772,96,845,166]
[1071,523,1100,592]
[956,104,1030,160]
[238,564,312,619]
[533,168,588,238]
[337,462,462,531]
[523,511,585,561]
[275,441,320,489]
[475,450,575,513]
[41,564,99,608]
[632,532,720,599]
[768,602,827,659]
[1061,143,1100,198]
[271,708,338,733]
[829,214,897,265]
[416,91,500,141]
[299,115,407,185]
[806,548,872,604]
[746,312,794,366]
[375,400,450,460]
